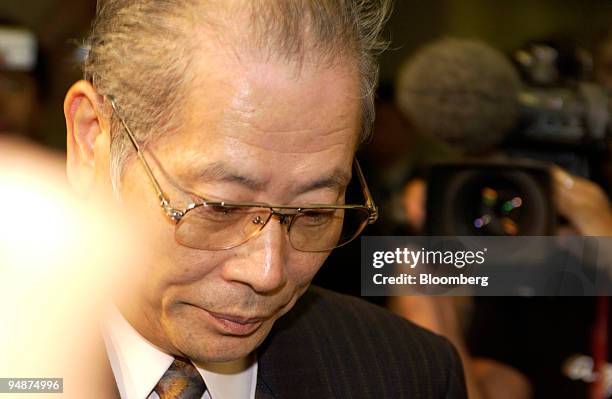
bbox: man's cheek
[156,244,228,282]
[309,252,330,272]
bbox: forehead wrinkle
[180,160,268,192]
[293,167,351,196]
[245,121,356,137]
[225,135,353,156]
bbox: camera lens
[440,169,550,235]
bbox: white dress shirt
[102,306,258,399]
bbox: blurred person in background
[0,136,135,398]
[0,18,125,389]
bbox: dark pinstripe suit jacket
[254,286,467,399]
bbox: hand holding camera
[553,166,612,236]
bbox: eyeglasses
[109,97,378,252]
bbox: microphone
[396,38,522,153]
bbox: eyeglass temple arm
[354,159,379,223]
[108,97,175,213]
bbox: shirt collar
[101,305,258,399]
[197,358,258,399]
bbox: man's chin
[165,314,275,363]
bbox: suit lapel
[254,290,334,398]
[255,374,276,399]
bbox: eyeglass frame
[107,96,379,252]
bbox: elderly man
[64,1,466,398]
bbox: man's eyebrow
[182,162,350,194]
[185,161,266,191]
[294,168,351,195]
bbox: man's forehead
[186,51,360,130]
[156,40,361,157]
[139,20,362,197]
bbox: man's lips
[206,311,267,325]
[186,304,270,336]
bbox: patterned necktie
[154,357,208,399]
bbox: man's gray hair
[83,0,391,190]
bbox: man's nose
[221,216,289,293]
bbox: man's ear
[64,80,111,196]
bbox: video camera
[396,38,611,235]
